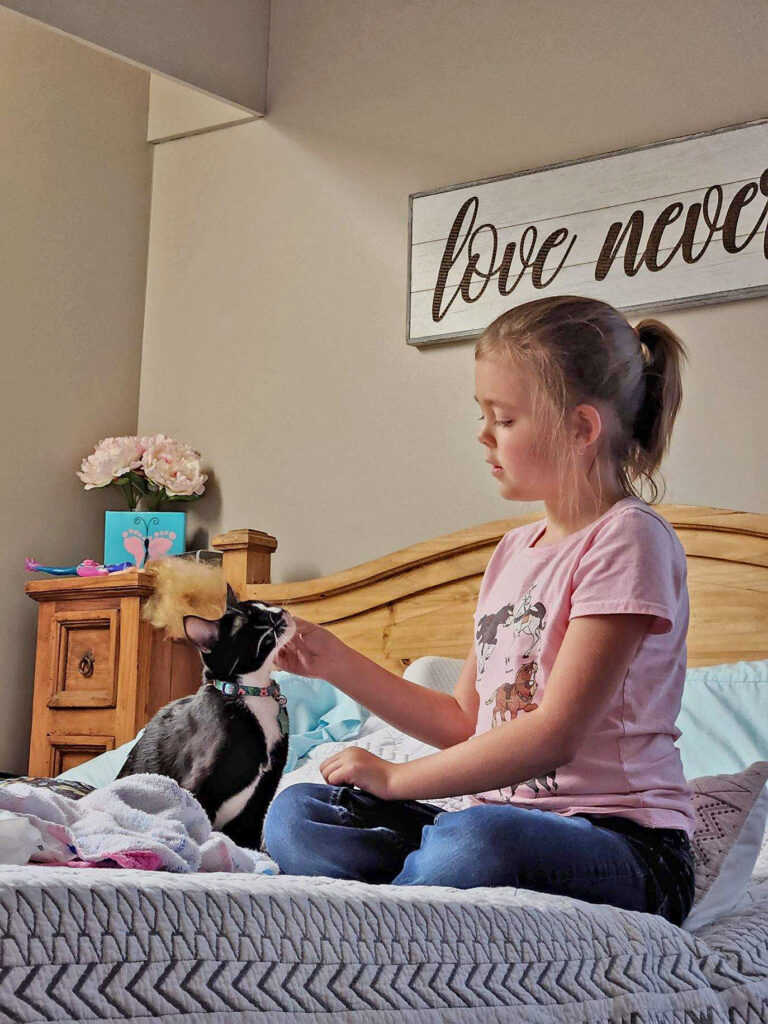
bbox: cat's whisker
[254,630,273,658]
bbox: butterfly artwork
[103,511,187,569]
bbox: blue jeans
[263,782,696,927]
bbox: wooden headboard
[211,504,768,674]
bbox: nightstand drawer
[48,608,120,709]
[48,733,116,776]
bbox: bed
[1,501,766,1023]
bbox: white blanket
[0,773,280,873]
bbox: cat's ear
[225,584,240,609]
[183,615,220,653]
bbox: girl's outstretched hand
[272,613,351,681]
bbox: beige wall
[1,7,151,772]
[139,0,768,586]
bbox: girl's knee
[263,783,322,862]
[393,808,522,888]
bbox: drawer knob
[78,650,95,678]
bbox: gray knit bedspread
[0,865,766,1024]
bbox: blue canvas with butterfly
[104,511,186,568]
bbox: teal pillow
[676,659,768,779]
[270,671,370,772]
[55,672,370,787]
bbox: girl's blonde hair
[474,295,688,522]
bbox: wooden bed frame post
[210,529,278,597]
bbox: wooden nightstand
[24,570,204,777]
[24,529,279,777]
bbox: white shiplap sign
[407,117,768,346]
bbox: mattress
[0,717,766,1023]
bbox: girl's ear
[572,402,604,447]
[183,615,220,653]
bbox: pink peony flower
[141,434,207,498]
[76,436,143,489]
[77,433,207,509]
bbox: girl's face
[474,357,559,501]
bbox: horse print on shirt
[475,603,515,672]
[475,582,558,803]
[475,585,547,670]
[510,585,547,658]
[484,660,540,726]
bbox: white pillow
[403,656,463,693]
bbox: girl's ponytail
[625,319,689,503]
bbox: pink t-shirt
[462,495,696,838]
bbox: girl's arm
[385,612,654,801]
[333,646,476,750]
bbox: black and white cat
[117,585,296,851]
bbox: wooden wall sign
[407,117,768,346]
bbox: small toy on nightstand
[24,557,134,577]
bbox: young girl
[263,294,696,928]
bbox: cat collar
[210,679,287,707]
